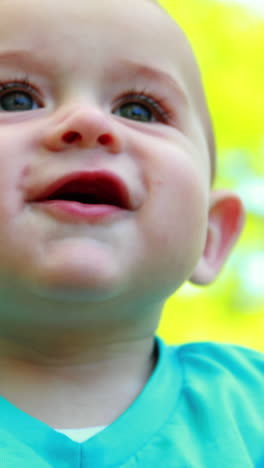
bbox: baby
[0,0,263,466]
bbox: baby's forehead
[0,0,199,82]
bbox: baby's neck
[0,335,157,429]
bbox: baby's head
[0,0,243,318]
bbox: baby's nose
[43,105,122,154]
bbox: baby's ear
[190,190,245,285]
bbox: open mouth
[32,171,131,210]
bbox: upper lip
[28,170,132,209]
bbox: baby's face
[0,0,212,302]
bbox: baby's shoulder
[176,340,263,369]
[171,340,264,400]
[155,340,264,466]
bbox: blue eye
[115,102,153,122]
[0,81,43,112]
[1,91,36,111]
[113,91,171,123]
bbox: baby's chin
[28,281,121,304]
[20,236,128,300]
[23,262,125,304]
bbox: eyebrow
[111,60,188,105]
[0,50,57,77]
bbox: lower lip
[34,200,126,223]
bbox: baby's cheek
[142,167,209,275]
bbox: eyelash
[0,78,174,123]
[114,88,173,123]
[0,76,44,107]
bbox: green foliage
[157,0,264,351]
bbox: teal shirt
[0,338,263,467]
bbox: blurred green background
[156,0,264,350]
